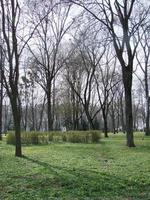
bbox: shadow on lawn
[22,155,149,199]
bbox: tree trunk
[31,87,35,131]
[84,106,95,130]
[24,102,28,131]
[47,85,53,131]
[38,95,46,131]
[145,71,150,136]
[145,97,150,136]
[0,78,3,140]
[123,67,135,147]
[11,95,22,157]
[75,98,79,130]
[52,77,56,130]
[72,88,76,130]
[120,93,125,133]
[0,45,3,140]
[110,105,116,134]
[104,119,108,137]
[102,111,108,137]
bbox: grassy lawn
[0,133,150,200]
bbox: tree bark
[123,67,135,147]
[38,95,46,131]
[0,72,3,141]
[0,45,3,140]
[145,97,150,136]
[0,81,2,140]
[102,110,108,137]
[47,85,53,131]
[10,95,22,157]
[84,106,95,130]
[145,72,150,136]
[111,106,116,134]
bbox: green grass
[0,133,150,200]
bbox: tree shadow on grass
[22,155,149,200]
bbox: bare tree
[65,0,149,147]
[136,24,150,136]
[0,0,58,156]
[0,0,23,156]
[95,49,120,137]
[28,2,74,131]
[65,28,106,129]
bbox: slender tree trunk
[4,101,8,133]
[112,113,116,134]
[123,67,135,147]
[0,85,2,140]
[47,85,53,131]
[120,94,125,133]
[0,76,3,140]
[145,97,150,136]
[145,72,150,136]
[72,88,76,130]
[52,77,55,130]
[38,95,46,131]
[75,97,79,130]
[0,45,3,140]
[24,103,28,131]
[31,87,35,131]
[110,104,116,134]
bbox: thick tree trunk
[11,95,22,157]
[104,119,108,137]
[123,67,135,147]
[14,113,22,157]
[84,106,95,130]
[47,97,53,131]
[102,111,108,137]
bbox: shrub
[62,134,67,142]
[62,131,101,143]
[6,130,101,145]
[30,132,39,144]
[48,133,53,141]
[91,131,101,143]
[6,132,16,145]
[66,132,87,143]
